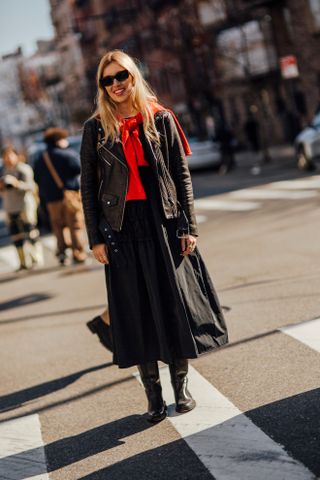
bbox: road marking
[195,198,261,211]
[0,245,19,273]
[41,235,56,251]
[268,177,320,190]
[0,414,49,479]
[134,366,313,479]
[280,317,320,354]
[0,236,56,274]
[195,214,208,224]
[229,189,318,200]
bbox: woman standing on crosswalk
[80,50,228,423]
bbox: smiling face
[102,61,134,106]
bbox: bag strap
[43,151,64,190]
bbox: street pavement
[0,148,320,479]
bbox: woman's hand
[180,234,197,256]
[92,244,109,264]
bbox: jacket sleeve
[16,164,35,192]
[162,112,198,237]
[80,119,104,249]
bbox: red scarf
[119,102,192,201]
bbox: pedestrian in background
[80,50,228,423]
[33,128,87,265]
[216,121,236,174]
[0,146,43,271]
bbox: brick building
[70,0,194,127]
[49,0,90,126]
[198,0,320,144]
[50,0,320,143]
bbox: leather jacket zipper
[119,173,129,230]
[101,145,128,170]
[98,178,103,199]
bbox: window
[216,20,277,80]
[198,0,226,26]
[309,0,320,30]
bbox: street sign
[280,55,299,79]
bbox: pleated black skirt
[104,167,228,368]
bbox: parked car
[295,113,320,170]
[187,138,222,170]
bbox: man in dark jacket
[33,128,87,265]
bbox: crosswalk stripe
[195,214,208,223]
[0,245,19,273]
[229,189,318,200]
[0,414,49,479]
[268,177,320,190]
[280,317,320,354]
[134,366,314,479]
[195,198,261,211]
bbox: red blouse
[119,104,192,201]
[119,113,149,201]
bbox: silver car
[295,113,320,170]
[187,138,222,170]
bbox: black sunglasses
[99,69,130,88]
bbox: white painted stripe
[195,199,260,211]
[229,189,318,200]
[0,414,49,479]
[41,235,56,251]
[280,317,320,354]
[268,177,320,190]
[134,366,313,479]
[0,246,19,273]
[195,214,208,224]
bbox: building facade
[49,0,90,126]
[198,0,320,144]
[49,0,320,144]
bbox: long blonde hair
[92,50,160,145]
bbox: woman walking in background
[0,146,42,271]
[80,50,228,423]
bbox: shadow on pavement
[0,303,106,326]
[79,437,213,480]
[0,262,101,285]
[0,415,155,479]
[79,388,319,480]
[220,270,320,293]
[0,363,112,414]
[211,315,320,355]
[0,374,133,425]
[1,387,318,479]
[0,293,53,312]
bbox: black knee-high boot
[169,359,196,413]
[138,361,167,423]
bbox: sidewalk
[0,234,57,274]
[234,144,296,173]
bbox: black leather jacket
[80,110,198,248]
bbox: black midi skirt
[104,167,228,368]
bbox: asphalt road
[0,155,320,480]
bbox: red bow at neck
[118,103,192,201]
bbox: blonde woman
[80,50,228,423]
